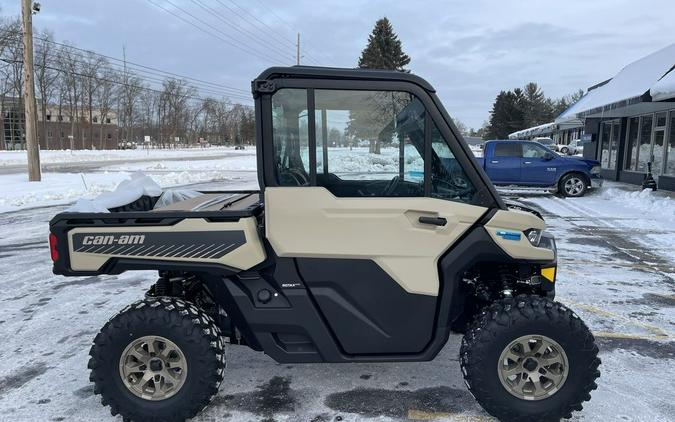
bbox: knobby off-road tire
[88,297,226,422]
[460,295,600,422]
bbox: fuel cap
[257,289,272,304]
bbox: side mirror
[543,152,554,161]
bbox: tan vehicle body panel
[485,209,554,261]
[265,187,488,296]
[68,217,266,272]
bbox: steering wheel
[431,174,474,198]
[383,176,402,196]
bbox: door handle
[419,216,447,226]
[491,160,499,164]
[524,161,532,164]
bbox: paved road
[0,151,255,175]
[0,189,673,421]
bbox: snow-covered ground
[0,149,674,421]
[0,146,252,167]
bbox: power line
[0,57,252,106]
[213,0,318,65]
[0,27,250,96]
[190,0,294,64]
[146,0,284,64]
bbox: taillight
[49,233,59,261]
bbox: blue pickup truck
[475,140,603,197]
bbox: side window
[272,89,310,186]
[494,143,522,157]
[314,89,425,197]
[523,143,548,158]
[430,124,477,203]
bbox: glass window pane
[523,143,548,158]
[431,124,476,203]
[653,130,665,175]
[625,117,639,170]
[600,122,611,168]
[494,143,521,157]
[271,89,310,186]
[609,122,620,169]
[666,112,675,176]
[656,112,667,128]
[314,89,425,197]
[637,115,653,172]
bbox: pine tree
[357,17,410,71]
[486,90,526,139]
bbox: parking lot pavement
[0,187,673,421]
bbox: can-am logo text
[82,235,145,246]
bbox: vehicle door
[260,83,498,356]
[521,143,558,186]
[485,142,522,184]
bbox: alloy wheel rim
[497,334,569,401]
[118,335,188,401]
[564,178,584,195]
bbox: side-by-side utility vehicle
[49,67,600,422]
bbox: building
[510,44,675,191]
[556,43,675,191]
[1,98,119,150]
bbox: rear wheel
[88,297,226,422]
[559,173,587,197]
[460,295,600,422]
[560,146,569,155]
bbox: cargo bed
[49,191,266,277]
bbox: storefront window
[637,115,653,172]
[666,111,675,176]
[625,117,639,170]
[609,122,620,169]
[600,122,611,168]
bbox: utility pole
[296,33,300,65]
[21,0,41,181]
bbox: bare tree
[34,30,60,149]
[80,51,106,148]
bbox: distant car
[118,141,136,150]
[532,137,555,148]
[234,145,245,150]
[556,139,583,155]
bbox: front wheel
[460,295,600,422]
[559,173,587,197]
[88,298,226,422]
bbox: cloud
[4,0,675,128]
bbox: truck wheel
[88,297,226,422]
[559,173,587,197]
[460,295,600,422]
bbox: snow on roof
[557,43,675,120]
[650,67,675,101]
[508,122,555,139]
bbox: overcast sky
[3,0,675,128]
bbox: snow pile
[601,187,675,221]
[67,172,162,213]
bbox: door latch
[418,216,447,226]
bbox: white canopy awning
[651,68,675,101]
[508,122,555,139]
[557,43,675,120]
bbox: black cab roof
[255,66,436,92]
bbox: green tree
[353,17,410,153]
[486,90,526,139]
[521,82,554,127]
[357,17,411,71]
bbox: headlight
[525,228,542,246]
[591,165,601,175]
